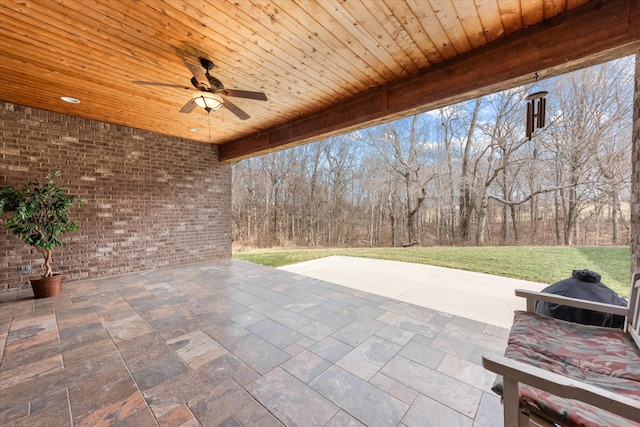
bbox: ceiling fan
[132,57,267,120]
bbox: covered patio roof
[1,0,639,162]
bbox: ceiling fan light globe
[192,92,224,112]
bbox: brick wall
[0,102,231,292]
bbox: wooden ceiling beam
[219,0,640,163]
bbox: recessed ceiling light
[190,128,202,132]
[60,96,80,104]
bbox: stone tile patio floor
[0,259,508,426]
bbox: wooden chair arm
[482,354,640,424]
[515,289,629,316]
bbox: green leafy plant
[0,171,82,278]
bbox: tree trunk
[459,98,482,241]
[511,204,519,243]
[501,203,508,242]
[308,143,322,246]
[564,154,580,245]
[404,172,413,244]
[43,249,52,278]
[388,191,397,247]
[406,184,425,244]
[611,187,620,245]
[476,193,488,245]
[529,195,537,245]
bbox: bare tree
[458,99,482,241]
[231,57,633,249]
[546,61,632,244]
[304,141,325,246]
[365,115,435,245]
[474,89,527,245]
[323,136,357,246]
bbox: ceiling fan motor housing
[190,75,224,92]
[199,57,215,71]
[206,75,225,91]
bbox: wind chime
[525,73,548,140]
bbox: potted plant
[0,170,82,298]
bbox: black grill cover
[535,269,628,329]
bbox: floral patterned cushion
[492,311,640,427]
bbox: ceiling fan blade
[183,60,210,89]
[132,81,191,89]
[179,99,197,113]
[220,89,267,101]
[222,98,250,120]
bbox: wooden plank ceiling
[1,0,639,162]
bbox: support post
[633,51,640,274]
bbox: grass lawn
[233,246,632,297]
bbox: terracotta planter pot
[30,273,63,298]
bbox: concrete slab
[278,256,546,329]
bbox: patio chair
[483,272,640,426]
